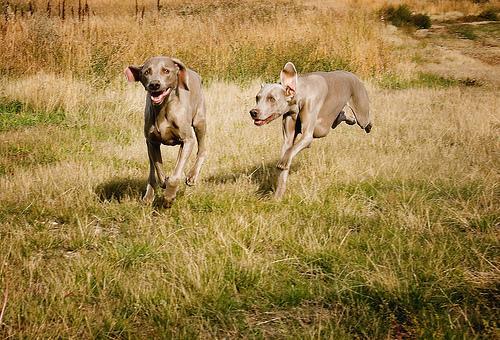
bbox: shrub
[382,4,412,27]
[412,13,432,29]
[478,8,498,21]
[381,4,431,29]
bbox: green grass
[0,98,65,131]
[452,26,478,40]
[1,176,497,337]
[0,100,133,176]
[377,71,485,89]
[378,72,456,89]
[449,22,500,43]
[180,40,354,85]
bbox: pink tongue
[151,88,171,104]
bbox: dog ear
[171,58,190,91]
[280,62,297,97]
[124,65,142,82]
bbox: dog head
[249,62,298,126]
[125,56,189,106]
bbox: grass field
[1,0,499,338]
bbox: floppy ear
[171,57,190,91]
[280,62,297,97]
[124,65,142,82]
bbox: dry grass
[1,0,396,82]
[0,0,499,338]
[3,0,496,84]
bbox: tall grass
[4,0,495,84]
[1,0,395,83]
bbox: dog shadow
[95,161,302,204]
[95,177,146,202]
[206,160,301,197]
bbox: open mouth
[253,113,278,126]
[150,88,172,105]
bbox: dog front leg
[279,115,296,159]
[186,121,207,186]
[164,137,195,206]
[143,141,166,204]
[274,116,296,200]
[277,131,313,171]
[275,133,313,200]
[275,132,313,200]
[143,154,156,204]
[147,141,167,187]
[277,105,318,171]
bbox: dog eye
[144,69,151,76]
[162,68,170,74]
[256,95,260,102]
[268,96,276,103]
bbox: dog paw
[142,193,154,205]
[142,185,155,204]
[364,123,372,133]
[274,191,285,201]
[159,177,168,189]
[163,197,175,209]
[185,176,197,186]
[345,116,356,125]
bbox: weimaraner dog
[125,56,207,207]
[249,62,372,199]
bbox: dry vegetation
[0,0,499,338]
[1,0,396,83]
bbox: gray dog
[250,62,372,199]
[125,56,207,207]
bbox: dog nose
[250,109,258,118]
[148,82,160,91]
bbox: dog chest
[146,123,181,146]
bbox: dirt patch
[412,21,500,86]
